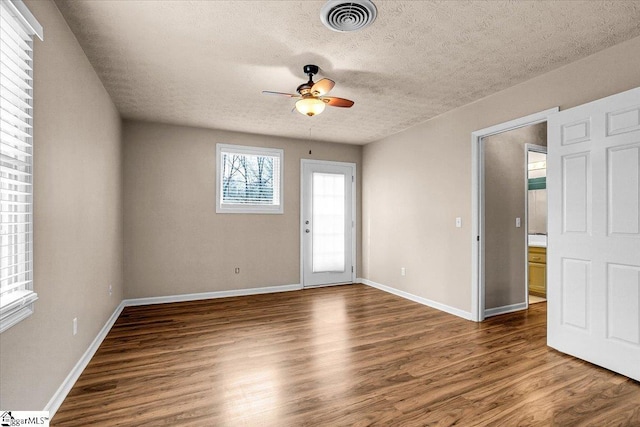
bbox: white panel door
[301,160,355,287]
[547,87,640,381]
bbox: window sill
[0,290,38,333]
[216,205,284,214]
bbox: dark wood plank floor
[52,284,640,426]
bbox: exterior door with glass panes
[301,160,355,287]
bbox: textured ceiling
[54,0,640,145]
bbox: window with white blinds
[0,0,42,333]
[216,144,284,214]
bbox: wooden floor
[52,285,640,426]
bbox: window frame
[215,143,284,214]
[0,0,42,333]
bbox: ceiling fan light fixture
[321,0,377,32]
[296,97,326,117]
[263,64,353,115]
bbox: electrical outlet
[516,217,521,228]
[401,267,406,276]
[235,267,240,274]
[73,317,78,336]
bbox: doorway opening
[526,146,547,306]
[470,107,558,321]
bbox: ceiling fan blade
[311,79,335,96]
[262,91,298,97]
[322,97,354,108]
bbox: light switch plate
[456,217,462,228]
[516,217,521,228]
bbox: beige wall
[362,35,640,313]
[483,123,546,309]
[123,120,362,299]
[0,0,123,410]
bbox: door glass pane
[312,172,345,273]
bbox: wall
[362,34,640,314]
[0,0,123,410]
[123,120,362,299]
[528,151,547,236]
[483,123,546,310]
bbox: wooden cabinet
[528,246,546,297]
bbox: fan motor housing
[298,64,319,95]
[296,84,312,95]
[303,64,319,76]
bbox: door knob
[305,229,310,233]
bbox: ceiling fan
[262,65,354,117]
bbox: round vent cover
[320,0,377,32]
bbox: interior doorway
[526,146,547,306]
[471,107,558,321]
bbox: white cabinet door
[547,87,640,381]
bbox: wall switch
[401,267,406,276]
[234,267,240,274]
[109,284,113,296]
[73,317,78,336]
[455,217,462,228]
[516,217,521,228]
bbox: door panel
[562,153,590,233]
[608,144,640,235]
[607,263,640,345]
[301,160,355,287]
[547,86,640,381]
[560,258,590,330]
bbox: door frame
[470,107,558,321]
[525,143,548,305]
[300,159,357,288]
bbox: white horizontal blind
[0,0,40,333]
[216,144,284,214]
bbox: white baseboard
[123,283,302,307]
[44,283,302,417]
[44,300,126,417]
[484,302,527,318]
[358,278,474,321]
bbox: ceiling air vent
[320,0,377,33]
